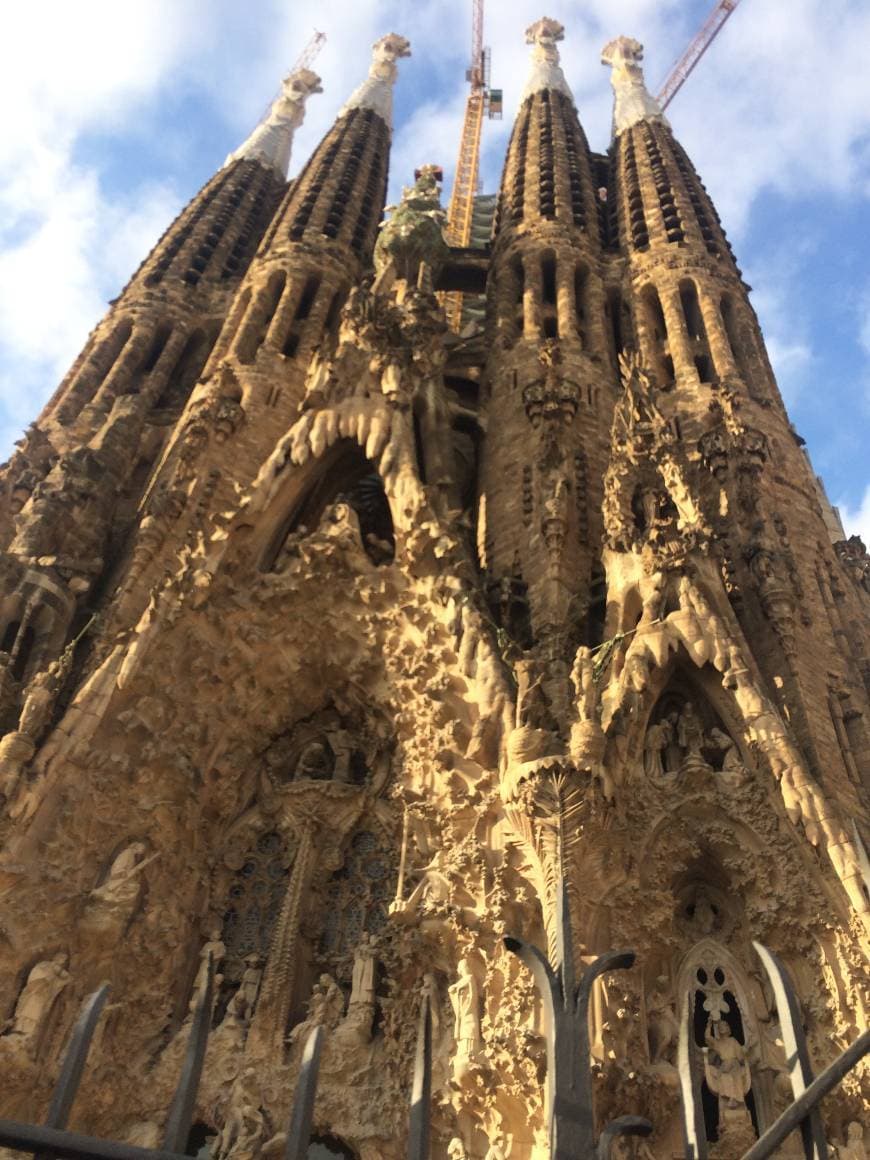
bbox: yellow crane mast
[445,0,501,333]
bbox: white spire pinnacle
[226,68,323,176]
[339,33,411,130]
[522,18,574,102]
[601,37,670,137]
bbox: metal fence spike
[752,942,827,1160]
[506,920,639,1160]
[284,1024,324,1160]
[740,1031,870,1160]
[44,985,111,1131]
[677,990,708,1160]
[597,1116,653,1160]
[162,953,213,1154]
[0,1119,188,1160]
[407,996,432,1160]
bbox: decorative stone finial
[225,68,323,177]
[374,164,449,283]
[522,18,573,102]
[601,37,669,136]
[339,33,412,129]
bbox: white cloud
[1,0,870,486]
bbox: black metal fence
[0,914,866,1160]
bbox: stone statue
[350,933,377,1008]
[0,651,20,728]
[341,933,378,1042]
[840,1122,866,1160]
[708,726,749,788]
[485,1132,511,1160]
[689,887,720,936]
[676,701,706,764]
[227,953,264,1025]
[289,973,344,1044]
[189,928,225,1014]
[295,738,335,781]
[703,1021,751,1108]
[643,717,673,783]
[17,650,73,742]
[88,841,152,926]
[215,1068,266,1160]
[448,957,482,1081]
[4,952,70,1049]
[646,976,678,1065]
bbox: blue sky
[1,0,868,539]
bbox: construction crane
[444,0,502,332]
[257,31,327,123]
[291,29,327,74]
[656,0,741,111]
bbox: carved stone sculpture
[646,977,678,1065]
[703,1021,751,1109]
[3,953,70,1053]
[448,957,482,1082]
[289,973,344,1045]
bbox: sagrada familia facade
[0,18,866,1160]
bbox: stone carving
[643,716,674,784]
[339,33,412,128]
[215,1068,267,1160]
[707,726,749,787]
[448,957,482,1082]
[3,953,70,1053]
[17,646,75,743]
[838,1122,867,1160]
[0,17,865,1159]
[523,18,572,101]
[190,928,226,1013]
[375,164,449,285]
[83,841,153,937]
[289,973,344,1045]
[702,1020,751,1110]
[834,535,870,594]
[226,68,323,175]
[600,37,669,136]
[227,954,264,1027]
[645,976,678,1065]
[341,933,378,1042]
[603,353,710,564]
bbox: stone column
[556,262,576,342]
[246,823,316,1058]
[698,287,738,380]
[659,285,695,382]
[91,325,153,410]
[142,328,190,406]
[523,255,543,342]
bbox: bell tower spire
[226,67,323,177]
[339,32,410,129]
[480,19,614,656]
[601,36,669,136]
[521,17,573,102]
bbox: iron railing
[0,911,866,1160]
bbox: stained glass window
[319,829,394,984]
[221,831,291,989]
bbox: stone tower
[0,21,866,1160]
